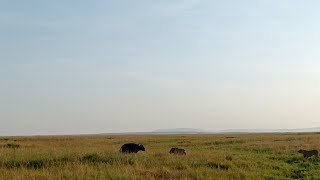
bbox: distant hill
[273,127,320,133]
[100,127,320,135]
[152,127,320,134]
[215,127,320,133]
[152,128,205,134]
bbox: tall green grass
[0,133,319,179]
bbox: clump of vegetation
[82,153,100,163]
[4,143,20,148]
[225,155,233,161]
[3,158,51,169]
[207,162,230,170]
[25,159,47,169]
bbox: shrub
[82,153,100,163]
[5,143,20,148]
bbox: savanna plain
[0,133,320,179]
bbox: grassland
[0,133,320,179]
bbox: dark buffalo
[169,147,186,155]
[119,143,145,153]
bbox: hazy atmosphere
[1,1,320,136]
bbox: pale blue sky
[1,1,320,135]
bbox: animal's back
[298,149,319,158]
[170,148,186,155]
[120,143,138,153]
[311,150,319,156]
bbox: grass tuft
[4,143,20,148]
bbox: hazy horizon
[2,1,320,136]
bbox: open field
[0,133,320,179]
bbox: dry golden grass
[0,133,320,179]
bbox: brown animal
[169,148,186,155]
[298,149,319,158]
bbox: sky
[1,1,320,136]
